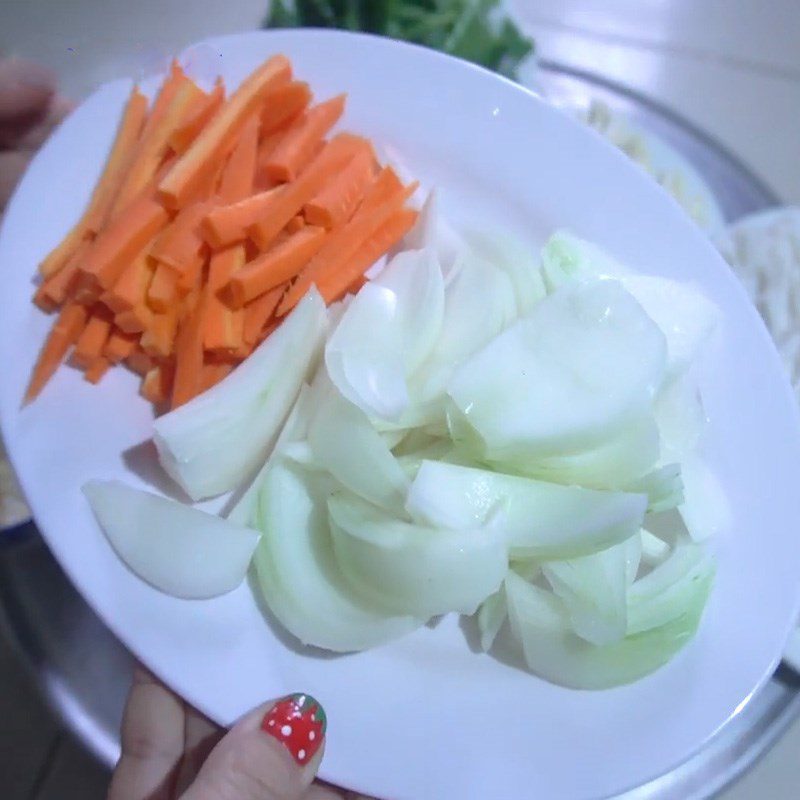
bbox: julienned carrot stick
[72,310,113,370]
[171,285,208,408]
[204,244,245,352]
[168,78,225,154]
[217,115,259,204]
[115,304,153,334]
[37,85,148,279]
[126,347,152,376]
[106,61,188,216]
[277,178,418,315]
[261,81,312,134]
[34,239,92,311]
[286,214,305,234]
[249,133,370,250]
[141,362,174,406]
[318,207,419,303]
[177,252,206,295]
[243,283,285,345]
[111,77,205,216]
[147,262,178,312]
[357,166,403,213]
[78,196,169,295]
[141,304,178,358]
[24,303,89,403]
[102,241,156,313]
[201,188,279,249]
[150,201,212,273]
[304,148,375,229]
[84,356,111,384]
[159,55,292,209]
[227,225,326,308]
[254,125,293,189]
[201,360,234,391]
[263,94,346,183]
[103,328,138,363]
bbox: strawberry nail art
[261,693,326,765]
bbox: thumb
[181,693,327,800]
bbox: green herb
[263,0,534,79]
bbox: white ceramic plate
[3,30,800,800]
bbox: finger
[0,150,31,209]
[181,692,327,800]
[0,58,54,121]
[107,666,185,800]
[15,94,74,151]
[173,705,224,796]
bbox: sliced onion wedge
[328,490,507,618]
[448,279,667,460]
[253,459,421,652]
[406,460,647,560]
[505,564,712,689]
[153,290,326,500]
[83,480,260,599]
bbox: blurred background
[1,1,799,798]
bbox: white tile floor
[1,1,799,797]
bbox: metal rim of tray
[0,62,795,799]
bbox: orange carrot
[84,356,111,384]
[37,85,148,279]
[278,177,418,315]
[168,77,225,154]
[34,239,92,311]
[111,78,205,216]
[217,115,259,204]
[101,242,156,313]
[304,148,375,228]
[126,347,152,376]
[24,303,89,402]
[204,244,246,352]
[227,225,326,308]
[141,362,174,406]
[147,262,178,312]
[263,94,346,183]
[77,196,169,296]
[319,208,419,303]
[115,305,153,334]
[201,360,234,391]
[177,253,206,297]
[248,133,370,250]
[150,201,212,273]
[254,125,293,189]
[159,55,292,209]
[243,283,284,345]
[261,81,312,134]
[357,166,403,213]
[202,188,280,248]
[171,286,209,408]
[141,304,178,358]
[71,309,113,370]
[103,328,139,363]
[285,214,305,233]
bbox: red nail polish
[261,693,326,765]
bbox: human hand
[108,667,372,800]
[0,57,71,210]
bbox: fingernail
[261,693,326,765]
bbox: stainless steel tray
[0,63,793,798]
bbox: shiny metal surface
[0,64,792,798]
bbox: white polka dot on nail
[281,725,292,737]
[298,749,306,760]
[268,720,275,727]
[308,731,315,741]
